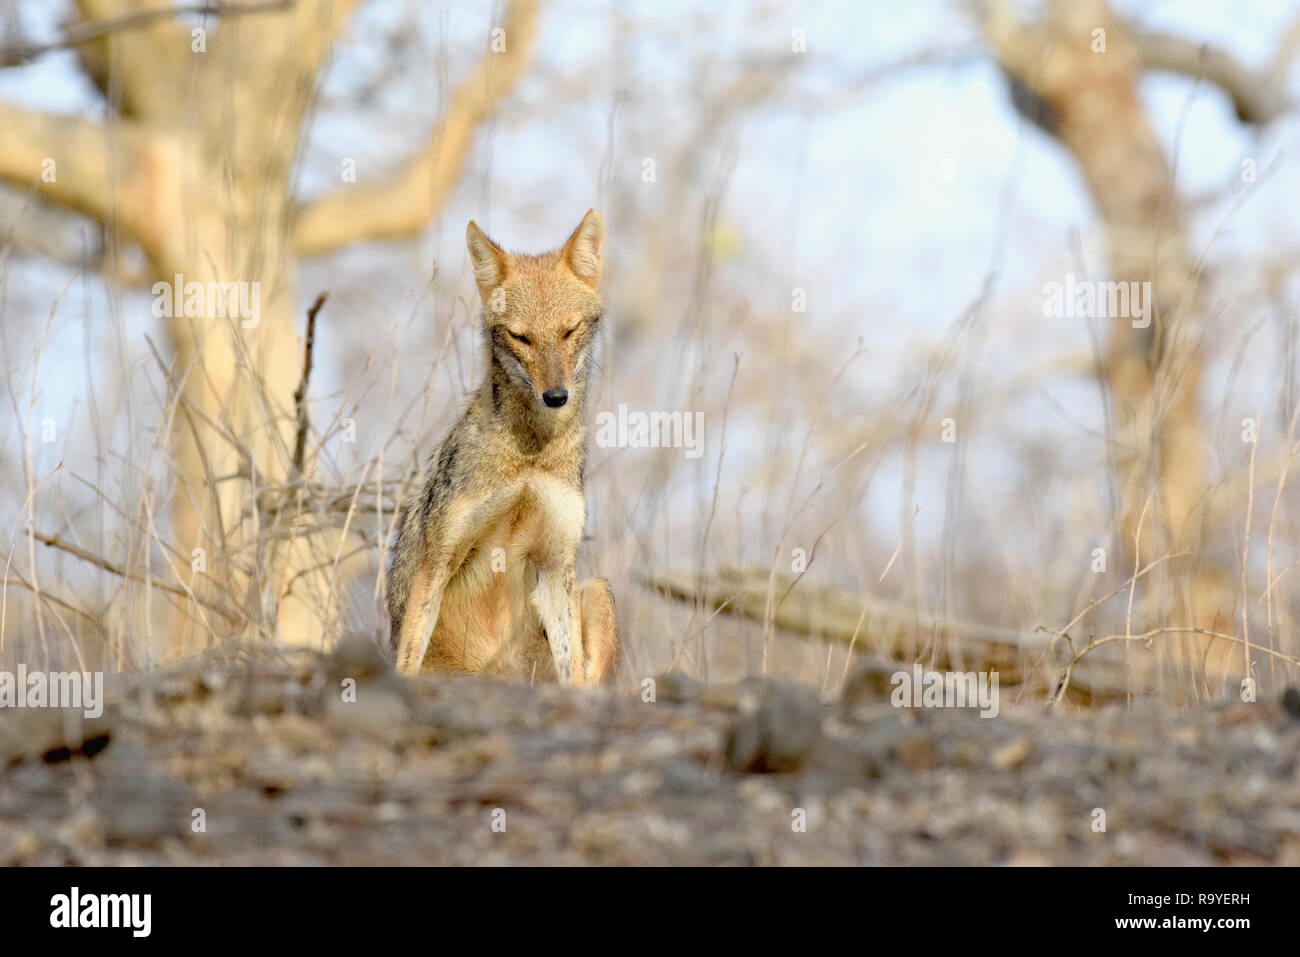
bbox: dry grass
[2,2,1299,711]
[5,205,1299,708]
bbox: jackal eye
[563,324,579,340]
[507,330,531,346]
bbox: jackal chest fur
[451,471,585,573]
[424,470,585,677]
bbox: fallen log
[637,565,1137,704]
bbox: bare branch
[0,1,293,68]
[30,530,245,625]
[293,291,329,475]
[292,0,540,257]
[0,102,159,244]
[1133,31,1292,125]
[640,565,1133,702]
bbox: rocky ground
[1,640,1298,865]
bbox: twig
[1047,626,1300,707]
[0,1,295,68]
[878,505,920,586]
[1012,549,1189,707]
[1263,430,1300,687]
[293,291,328,475]
[1241,408,1259,685]
[1124,493,1155,706]
[30,530,244,625]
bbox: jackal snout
[467,210,605,413]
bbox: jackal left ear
[467,220,507,301]
[562,209,604,290]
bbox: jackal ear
[562,209,604,290]
[466,220,507,299]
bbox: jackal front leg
[534,564,585,686]
[579,577,618,684]
[394,561,450,675]
[394,485,523,675]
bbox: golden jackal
[387,210,618,685]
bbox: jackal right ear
[562,209,604,290]
[466,221,507,300]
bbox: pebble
[991,736,1032,770]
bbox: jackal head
[467,210,604,415]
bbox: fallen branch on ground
[638,565,1133,703]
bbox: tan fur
[387,210,617,686]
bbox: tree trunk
[982,0,1238,680]
[1,0,539,652]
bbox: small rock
[725,680,824,773]
[235,681,290,717]
[839,657,902,708]
[652,672,704,704]
[198,669,228,694]
[0,825,39,865]
[1004,850,1052,866]
[891,732,938,771]
[991,736,1032,770]
[1281,686,1300,720]
[326,688,409,744]
[328,635,392,684]
[55,807,104,852]
[0,708,114,765]
[93,742,193,846]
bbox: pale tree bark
[980,0,1295,678]
[1,0,539,651]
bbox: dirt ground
[2,640,1298,865]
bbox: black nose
[542,388,568,408]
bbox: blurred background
[3,0,1299,706]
